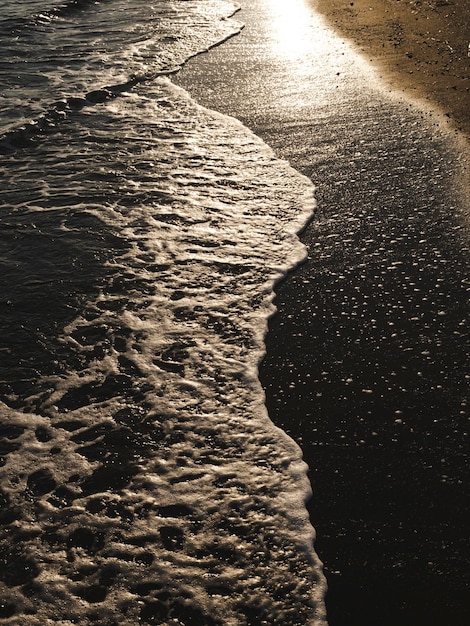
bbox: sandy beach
[311,0,470,137]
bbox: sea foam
[0,75,326,623]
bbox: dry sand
[310,0,470,137]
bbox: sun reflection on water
[263,0,355,110]
[270,0,319,61]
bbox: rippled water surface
[0,1,327,623]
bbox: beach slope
[310,0,470,136]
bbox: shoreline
[310,0,470,138]
[174,0,470,624]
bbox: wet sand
[311,0,470,137]
[175,0,470,624]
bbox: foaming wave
[0,79,326,624]
[0,0,242,136]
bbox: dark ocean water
[0,1,326,624]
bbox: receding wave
[0,0,242,136]
[0,75,326,623]
[0,71,179,154]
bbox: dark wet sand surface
[175,0,469,624]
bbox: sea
[0,1,327,624]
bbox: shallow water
[0,1,327,623]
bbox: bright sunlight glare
[270,0,317,61]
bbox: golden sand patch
[310,0,470,137]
